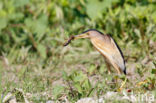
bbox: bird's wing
[91,35,125,71]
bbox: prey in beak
[63,33,89,46]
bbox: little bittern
[64,29,126,75]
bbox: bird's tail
[123,68,127,75]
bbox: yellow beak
[74,33,89,39]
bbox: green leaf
[52,85,64,99]
[73,72,86,83]
[9,12,24,20]
[88,64,96,75]
[151,12,156,23]
[151,69,156,74]
[37,44,46,59]
[86,0,104,20]
[24,15,48,41]
[74,83,82,94]
[83,79,92,90]
[13,0,29,7]
[62,71,68,80]
[0,18,7,31]
[24,18,34,30]
[86,0,119,20]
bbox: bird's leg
[116,68,121,75]
[118,77,127,92]
[105,62,112,74]
[113,66,127,91]
[137,80,148,86]
[112,64,122,75]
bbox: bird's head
[74,29,102,39]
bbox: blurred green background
[0,0,156,102]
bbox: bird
[64,29,126,75]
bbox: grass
[0,0,156,102]
[1,36,156,102]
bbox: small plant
[61,70,94,101]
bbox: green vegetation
[0,0,156,102]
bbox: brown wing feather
[91,35,125,72]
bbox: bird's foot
[117,77,127,92]
[137,80,148,86]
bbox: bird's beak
[74,33,89,39]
